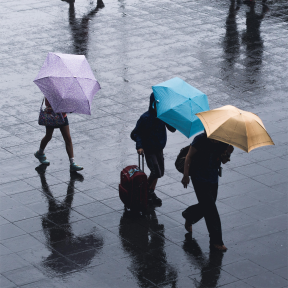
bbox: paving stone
[0,252,30,273]
[2,265,47,286]
[243,271,288,288]
[222,259,269,280]
[0,275,17,288]
[0,223,26,241]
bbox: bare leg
[60,125,74,159]
[40,127,54,150]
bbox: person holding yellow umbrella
[181,105,274,252]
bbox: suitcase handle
[138,154,144,172]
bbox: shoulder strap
[40,98,44,111]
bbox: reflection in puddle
[183,234,224,288]
[119,209,178,287]
[68,0,105,55]
[35,165,103,275]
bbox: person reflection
[35,164,103,273]
[222,0,241,71]
[119,209,178,287]
[67,0,105,55]
[182,234,224,288]
[242,1,269,84]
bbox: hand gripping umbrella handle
[138,154,144,172]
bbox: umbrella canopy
[196,105,274,152]
[34,52,100,115]
[152,77,210,138]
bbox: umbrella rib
[74,77,90,114]
[243,114,249,151]
[57,55,74,78]
[246,118,274,152]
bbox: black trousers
[182,178,224,245]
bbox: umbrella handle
[138,154,144,172]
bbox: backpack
[130,128,136,141]
[175,145,191,174]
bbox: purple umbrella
[34,52,100,115]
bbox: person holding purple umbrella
[33,52,101,171]
[34,98,83,172]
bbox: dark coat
[132,93,176,154]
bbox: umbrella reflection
[182,234,224,288]
[35,165,103,274]
[68,0,105,55]
[119,209,178,287]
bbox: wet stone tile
[243,271,288,288]
[253,171,288,187]
[0,206,38,222]
[0,223,26,241]
[90,211,122,229]
[0,180,35,195]
[0,252,30,273]
[2,265,47,286]
[0,275,17,288]
[0,244,12,256]
[72,201,114,218]
[241,203,285,221]
[222,259,268,280]
[220,280,254,288]
[2,234,44,253]
[219,194,258,210]
[83,187,118,201]
[0,195,22,211]
[273,267,288,280]
[20,278,61,288]
[12,189,47,206]
[189,268,238,288]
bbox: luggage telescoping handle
[138,154,144,172]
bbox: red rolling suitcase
[119,154,148,214]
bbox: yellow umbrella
[196,105,274,153]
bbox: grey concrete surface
[0,0,287,287]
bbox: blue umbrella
[152,77,210,138]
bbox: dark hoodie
[132,93,176,154]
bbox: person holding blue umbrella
[131,93,176,206]
[152,77,233,251]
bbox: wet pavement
[0,0,287,287]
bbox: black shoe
[148,191,162,207]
